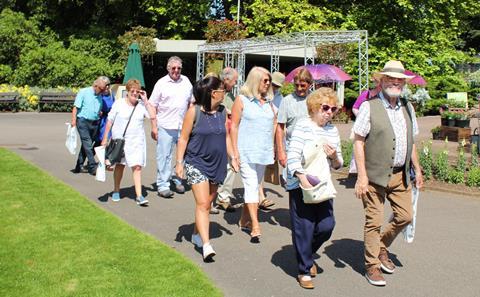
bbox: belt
[392,166,404,173]
[78,117,100,123]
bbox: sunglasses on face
[171,66,182,70]
[294,83,309,88]
[262,78,271,84]
[322,104,338,113]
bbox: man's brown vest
[364,97,414,187]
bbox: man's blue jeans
[156,126,181,191]
[76,117,99,171]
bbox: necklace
[204,110,223,135]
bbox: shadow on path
[271,245,325,279]
[175,222,234,246]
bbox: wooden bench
[0,92,19,112]
[38,92,76,111]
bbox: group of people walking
[71,57,423,289]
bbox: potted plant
[455,112,470,128]
[431,126,441,139]
[443,111,456,127]
[440,112,449,126]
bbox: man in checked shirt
[353,60,424,287]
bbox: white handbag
[65,123,78,155]
[300,138,336,204]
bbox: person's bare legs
[192,181,218,245]
[131,165,142,197]
[247,202,261,237]
[113,164,125,192]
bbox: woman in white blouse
[102,79,156,206]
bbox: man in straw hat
[352,60,424,286]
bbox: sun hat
[271,72,285,87]
[373,60,414,81]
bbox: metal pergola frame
[197,30,369,92]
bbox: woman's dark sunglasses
[322,105,338,112]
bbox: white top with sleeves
[286,118,343,190]
[108,99,150,167]
[148,74,193,130]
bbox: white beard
[383,87,402,98]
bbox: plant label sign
[447,92,468,108]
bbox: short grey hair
[220,67,238,81]
[167,56,183,69]
[97,76,110,85]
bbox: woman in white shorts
[230,67,275,242]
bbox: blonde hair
[294,67,313,84]
[307,87,338,117]
[239,66,273,101]
[126,79,141,92]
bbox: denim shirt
[237,95,275,165]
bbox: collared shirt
[272,90,283,111]
[148,74,193,130]
[237,95,275,165]
[74,87,102,120]
[277,92,309,142]
[353,92,418,167]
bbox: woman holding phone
[102,79,157,206]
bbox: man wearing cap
[214,67,239,212]
[353,60,424,286]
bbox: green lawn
[0,148,222,297]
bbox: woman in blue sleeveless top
[176,76,239,262]
[231,66,276,243]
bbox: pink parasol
[285,64,352,83]
[404,70,427,86]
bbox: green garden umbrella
[123,43,145,87]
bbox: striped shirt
[286,118,343,190]
[353,92,418,167]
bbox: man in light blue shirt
[71,76,108,175]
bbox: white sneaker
[202,243,216,262]
[192,233,203,248]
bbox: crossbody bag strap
[122,103,138,138]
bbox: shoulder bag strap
[122,103,138,138]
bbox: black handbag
[105,103,137,165]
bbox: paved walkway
[1,113,479,297]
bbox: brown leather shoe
[297,275,314,289]
[379,248,395,274]
[365,266,386,286]
[310,264,317,277]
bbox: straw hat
[271,72,285,87]
[373,60,414,81]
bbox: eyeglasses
[262,78,271,84]
[294,83,309,88]
[322,104,338,113]
[171,67,182,70]
[213,89,225,93]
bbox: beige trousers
[362,170,413,269]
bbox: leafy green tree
[13,38,123,87]
[117,26,157,62]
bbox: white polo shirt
[148,74,193,130]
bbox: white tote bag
[65,123,78,155]
[94,146,106,182]
[300,138,337,204]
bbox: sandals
[250,227,261,243]
[239,221,252,232]
[259,198,275,210]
